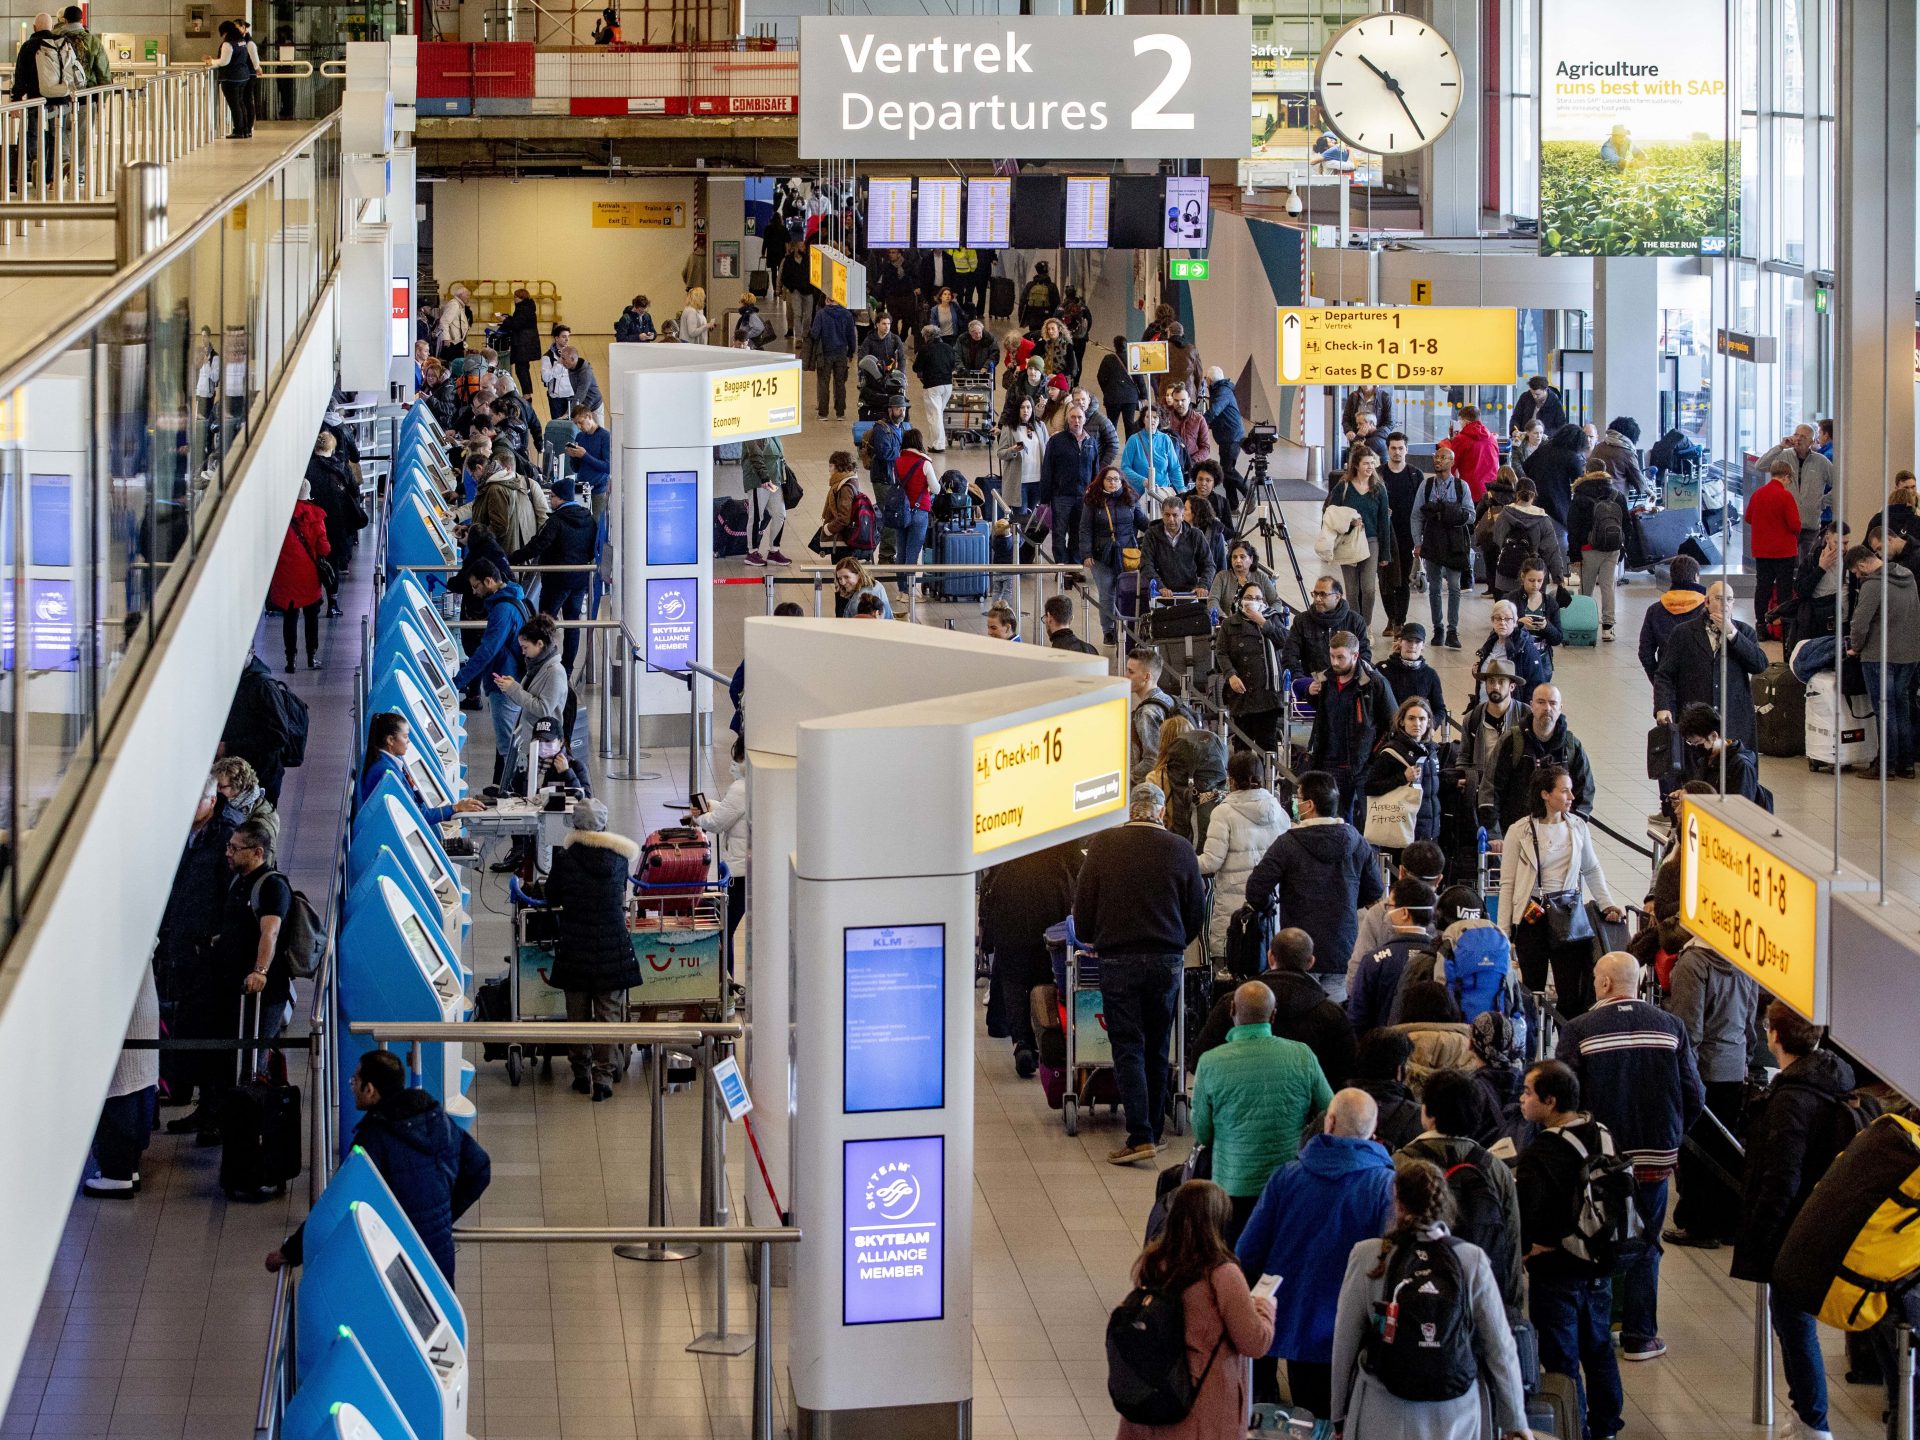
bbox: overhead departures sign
[1276,307,1518,386]
[971,697,1126,855]
[1678,797,1828,1021]
[710,365,801,441]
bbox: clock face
[1314,14,1463,156]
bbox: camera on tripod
[1243,421,1279,458]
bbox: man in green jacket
[1192,981,1335,1237]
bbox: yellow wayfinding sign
[972,697,1127,855]
[1275,307,1518,386]
[1678,796,1829,1020]
[591,200,686,229]
[710,365,801,441]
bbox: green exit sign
[1169,258,1210,281]
[1814,288,1829,314]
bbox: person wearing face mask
[690,735,750,958]
[1488,686,1596,834]
[1214,582,1290,753]
[210,757,280,857]
[1473,600,1551,706]
[1674,702,1771,809]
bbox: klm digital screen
[646,470,699,566]
[844,924,944,1114]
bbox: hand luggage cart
[945,370,995,448]
[1048,919,1188,1138]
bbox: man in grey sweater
[1847,544,1920,778]
[1665,938,1759,1248]
[1756,425,1833,557]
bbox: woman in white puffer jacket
[1196,749,1290,959]
[692,735,750,960]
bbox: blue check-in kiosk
[377,588,462,684]
[283,1327,419,1440]
[337,871,474,1147]
[371,646,465,750]
[298,1148,463,1332]
[351,786,469,950]
[387,486,459,579]
[393,459,458,535]
[367,671,464,788]
[297,1202,469,1440]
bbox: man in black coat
[542,801,641,1101]
[1042,594,1099,654]
[220,656,301,804]
[980,840,1080,1077]
[1244,771,1385,1002]
[1488,684,1597,830]
[1139,500,1216,598]
[1191,927,1356,1088]
[1654,581,1770,752]
[1305,635,1397,824]
[1283,576,1373,675]
[512,475,599,674]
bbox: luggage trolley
[1048,918,1188,1139]
[945,369,995,448]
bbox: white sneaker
[1782,1419,1834,1440]
[1602,626,1617,642]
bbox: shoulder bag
[294,519,335,593]
[1363,746,1423,849]
[1526,818,1594,944]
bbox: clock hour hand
[1357,54,1399,92]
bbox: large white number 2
[1131,34,1194,130]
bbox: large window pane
[1780,274,1805,433]
[1777,121,1805,265]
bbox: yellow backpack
[1775,1112,1920,1330]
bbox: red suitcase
[638,826,712,906]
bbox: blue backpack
[1443,922,1523,1034]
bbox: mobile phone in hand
[1251,1274,1282,1301]
[689,791,708,815]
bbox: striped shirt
[1556,1000,1703,1170]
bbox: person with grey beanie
[543,798,640,1100]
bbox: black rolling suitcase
[1679,533,1722,568]
[218,996,302,1201]
[932,521,990,599]
[987,275,1016,320]
[1626,507,1695,571]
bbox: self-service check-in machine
[371,647,466,752]
[367,672,465,786]
[297,1202,469,1440]
[387,484,459,577]
[283,1326,420,1440]
[378,573,462,676]
[377,612,461,715]
[337,871,473,1145]
[298,1148,464,1326]
[351,786,470,949]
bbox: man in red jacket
[1448,404,1500,503]
[1746,459,1804,638]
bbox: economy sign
[1537,0,1734,256]
[1276,307,1518,386]
[1678,796,1833,1022]
[709,363,801,442]
[798,16,1251,160]
[970,696,1126,855]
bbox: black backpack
[1588,495,1626,552]
[258,671,311,768]
[251,870,328,981]
[1224,903,1276,981]
[1362,1236,1478,1401]
[1107,1284,1222,1425]
[1554,1122,1645,1270]
[1438,1150,1509,1268]
[1497,529,1535,579]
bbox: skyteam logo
[656,588,688,622]
[864,1160,922,1221]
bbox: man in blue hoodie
[450,559,530,785]
[562,405,611,524]
[1235,1087,1396,1412]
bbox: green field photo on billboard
[1539,138,1738,257]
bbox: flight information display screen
[916,178,962,248]
[965,177,1011,247]
[866,178,913,247]
[1065,176,1111,249]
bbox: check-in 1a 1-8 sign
[1275,307,1518,386]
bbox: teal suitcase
[1560,591,1600,646]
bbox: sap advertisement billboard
[1537,0,1734,256]
[799,16,1251,161]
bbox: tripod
[1233,446,1310,608]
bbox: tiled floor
[9,330,1917,1440]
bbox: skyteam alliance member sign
[799,16,1251,160]
[1536,0,1733,256]
[844,1136,944,1325]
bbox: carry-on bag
[1559,591,1600,646]
[1774,1113,1920,1329]
[1626,507,1694,571]
[639,826,712,894]
[1805,670,1878,772]
[932,521,991,600]
[988,275,1016,319]
[1754,661,1808,757]
[1679,533,1722,568]
[218,994,302,1201]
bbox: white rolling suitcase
[1804,670,1878,772]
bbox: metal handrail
[0,111,335,396]
[350,1020,745,1042]
[254,1265,292,1436]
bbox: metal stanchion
[1750,1283,1773,1425]
[596,632,613,759]
[615,1046,700,1262]
[1900,1323,1915,1440]
[752,1238,775,1440]
[688,1038,753,1355]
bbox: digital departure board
[965,176,1011,248]
[916,177,962,248]
[866,177,913,247]
[1064,176,1111,249]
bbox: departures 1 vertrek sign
[798,16,1252,161]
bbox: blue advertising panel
[843,1135,943,1326]
[1,580,77,671]
[30,473,71,565]
[644,576,698,672]
[646,470,699,566]
[844,924,944,1114]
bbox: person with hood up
[1488,684,1595,830]
[1666,929,1763,1240]
[450,559,531,783]
[1523,422,1590,536]
[1654,581,1770,752]
[1511,375,1566,436]
[541,799,642,1100]
[1446,405,1499,504]
[1587,415,1647,499]
[1235,1088,1398,1414]
[1847,544,1920,777]
[1306,631,1398,824]
[1362,697,1443,853]
[268,481,331,673]
[1637,552,1708,681]
[1245,770,1385,1002]
[1490,476,1568,592]
[1568,465,1629,640]
[1213,583,1290,752]
[1497,764,1619,1018]
[1193,928,1357,1088]
[1731,1002,1859,1440]
[1473,600,1552,707]
[268,1049,490,1280]
[1197,750,1289,959]
[1283,574,1372,677]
